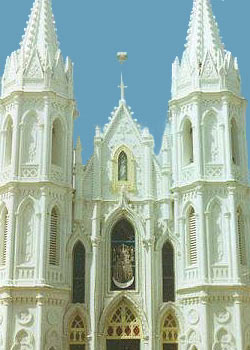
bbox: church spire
[119,73,127,104]
[171,0,241,98]
[185,0,224,65]
[2,0,74,98]
[20,0,59,65]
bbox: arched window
[52,119,64,167]
[49,207,60,266]
[183,119,194,166]
[0,207,8,266]
[162,241,175,302]
[237,207,246,266]
[69,315,86,350]
[111,219,135,291]
[72,242,85,304]
[162,312,179,349]
[106,301,142,340]
[187,207,197,265]
[118,151,128,181]
[231,118,239,165]
[4,117,13,167]
[204,114,220,164]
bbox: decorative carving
[213,328,235,350]
[215,307,231,324]
[20,204,35,265]
[11,329,34,350]
[188,309,200,325]
[17,310,33,326]
[211,203,225,264]
[48,310,59,326]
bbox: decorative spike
[185,0,224,65]
[20,0,59,66]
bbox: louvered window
[237,208,246,266]
[49,207,59,266]
[188,207,197,265]
[0,209,8,266]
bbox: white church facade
[0,0,250,349]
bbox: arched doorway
[105,300,142,350]
[162,311,179,350]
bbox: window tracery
[162,312,179,349]
[106,301,142,339]
[69,315,86,350]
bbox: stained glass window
[69,314,86,350]
[111,219,135,291]
[73,242,85,303]
[162,312,178,349]
[162,241,175,302]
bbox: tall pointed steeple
[20,0,59,66]
[171,0,241,98]
[185,0,224,66]
[1,0,74,98]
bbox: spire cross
[119,73,127,102]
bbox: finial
[118,73,127,103]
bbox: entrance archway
[162,311,179,350]
[105,301,142,350]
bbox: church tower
[0,0,77,348]
[170,0,250,349]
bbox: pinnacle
[185,0,224,64]
[20,0,59,65]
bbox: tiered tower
[170,0,250,348]
[0,0,77,348]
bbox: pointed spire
[119,73,127,103]
[20,0,59,65]
[185,0,224,65]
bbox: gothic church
[0,0,249,349]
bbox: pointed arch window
[183,119,194,166]
[187,207,197,266]
[72,242,85,304]
[4,117,13,167]
[52,119,64,167]
[106,301,142,339]
[111,219,135,291]
[49,207,60,266]
[0,208,8,266]
[69,315,86,350]
[162,312,179,349]
[237,207,246,266]
[118,151,128,181]
[162,241,175,302]
[231,118,239,165]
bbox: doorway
[107,339,140,350]
[163,345,178,350]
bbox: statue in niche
[118,151,128,181]
[212,205,224,264]
[206,117,219,163]
[21,205,34,264]
[24,118,38,164]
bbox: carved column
[38,187,48,283]
[234,294,244,350]
[193,97,203,178]
[36,293,45,350]
[6,186,17,283]
[197,187,208,282]
[228,187,240,282]
[12,95,21,178]
[222,97,233,180]
[224,212,233,281]
[201,295,210,350]
[1,295,12,350]
[42,96,50,180]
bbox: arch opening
[183,119,194,166]
[162,311,179,350]
[72,241,85,304]
[52,119,64,167]
[162,241,175,302]
[111,219,135,291]
[69,314,86,350]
